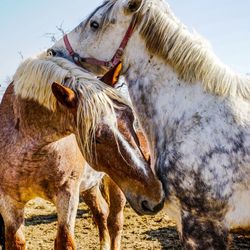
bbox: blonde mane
[135,0,250,99]
[13,52,128,159]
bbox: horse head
[51,62,164,215]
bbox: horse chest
[128,73,250,214]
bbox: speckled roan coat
[51,0,250,248]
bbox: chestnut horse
[0,78,122,250]
[0,53,164,250]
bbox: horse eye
[90,21,100,31]
[96,139,101,144]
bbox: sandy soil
[23,199,250,250]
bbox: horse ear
[100,62,122,87]
[52,82,78,110]
[123,0,143,14]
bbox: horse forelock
[13,52,128,159]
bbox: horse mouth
[127,197,165,216]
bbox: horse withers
[0,53,164,250]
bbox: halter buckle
[73,54,80,63]
[116,48,124,58]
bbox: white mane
[13,52,128,159]
[136,0,250,99]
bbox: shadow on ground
[145,227,181,249]
[146,227,250,250]
[25,209,89,226]
[231,233,250,250]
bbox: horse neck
[124,33,213,155]
[13,96,75,146]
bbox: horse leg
[54,183,80,250]
[103,176,126,250]
[1,202,25,250]
[181,211,229,250]
[81,184,110,250]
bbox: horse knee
[82,186,110,248]
[107,214,123,236]
[82,185,109,226]
[107,195,125,235]
[55,225,76,250]
[181,213,229,250]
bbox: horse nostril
[141,200,152,212]
[141,199,164,214]
[153,199,165,213]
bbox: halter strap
[63,18,136,69]
[63,35,75,56]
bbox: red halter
[63,19,136,69]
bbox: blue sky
[1,0,250,88]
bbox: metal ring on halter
[47,49,57,57]
[116,48,124,57]
[105,61,114,69]
[72,54,81,64]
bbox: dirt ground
[23,198,250,250]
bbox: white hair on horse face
[13,52,129,160]
[94,110,148,173]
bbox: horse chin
[126,195,165,216]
